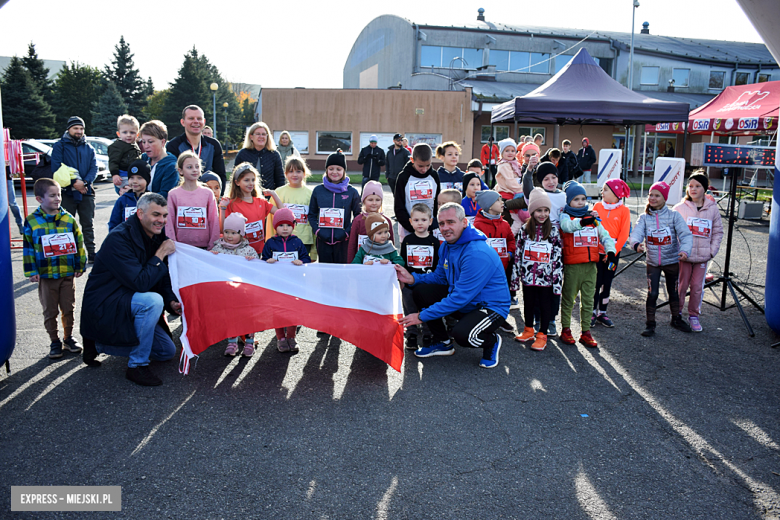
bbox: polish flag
[169,243,405,373]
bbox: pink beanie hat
[361,180,384,202]
[223,212,247,235]
[605,179,630,199]
[649,181,670,200]
[272,207,295,229]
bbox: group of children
[22,116,724,366]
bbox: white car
[38,137,112,182]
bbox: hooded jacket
[672,198,724,264]
[411,225,510,320]
[51,132,98,201]
[473,210,516,269]
[394,161,441,234]
[629,205,693,267]
[144,152,179,199]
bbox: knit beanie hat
[223,212,247,235]
[536,162,559,184]
[527,188,552,216]
[649,181,670,201]
[688,172,709,191]
[461,172,480,197]
[200,171,222,189]
[365,213,389,241]
[563,180,587,205]
[520,142,540,161]
[127,159,151,186]
[498,138,517,157]
[66,116,85,130]
[604,178,630,199]
[325,149,347,171]
[475,189,500,210]
[361,180,384,202]
[272,207,295,229]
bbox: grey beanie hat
[475,189,501,210]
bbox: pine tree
[53,62,102,131]
[104,36,145,118]
[21,42,54,105]
[161,47,210,137]
[143,89,169,121]
[91,80,129,137]
[1,57,56,139]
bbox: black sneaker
[640,321,656,337]
[498,320,514,333]
[126,366,162,386]
[422,335,433,348]
[48,340,64,359]
[405,335,418,350]
[87,253,96,264]
[671,315,692,333]
[596,314,615,328]
[62,337,83,353]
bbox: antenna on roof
[477,8,485,21]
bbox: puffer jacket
[672,198,724,264]
[629,205,692,267]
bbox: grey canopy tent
[490,48,690,126]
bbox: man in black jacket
[357,135,386,191]
[166,105,227,194]
[385,133,410,195]
[577,137,597,183]
[81,193,180,386]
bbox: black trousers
[523,285,553,334]
[361,171,380,191]
[594,252,620,313]
[412,283,503,356]
[315,238,348,264]
[61,192,96,255]
[387,175,397,197]
[646,263,680,322]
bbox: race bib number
[177,206,207,229]
[245,220,264,243]
[648,227,672,246]
[687,217,712,238]
[407,245,434,268]
[272,251,298,263]
[454,182,463,192]
[285,203,309,224]
[409,180,434,201]
[41,232,77,258]
[358,234,368,246]
[363,255,384,264]
[441,182,454,190]
[523,241,551,263]
[487,238,508,258]
[574,227,598,247]
[466,216,476,225]
[433,229,444,243]
[319,208,344,228]
[124,207,137,221]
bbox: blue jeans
[96,292,176,368]
[7,179,23,231]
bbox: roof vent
[641,22,649,34]
[477,8,485,21]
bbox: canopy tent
[645,80,780,135]
[491,48,690,126]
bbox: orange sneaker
[530,333,547,351]
[514,327,536,342]
[579,330,598,348]
[560,327,576,345]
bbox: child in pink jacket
[672,171,723,332]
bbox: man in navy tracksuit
[395,203,510,369]
[166,105,227,194]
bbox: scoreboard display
[691,143,776,168]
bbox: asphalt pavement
[1,181,779,519]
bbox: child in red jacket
[473,189,516,333]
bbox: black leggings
[594,252,620,313]
[646,263,680,322]
[523,285,553,334]
[316,238,348,264]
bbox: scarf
[361,237,396,256]
[214,237,243,250]
[323,176,349,193]
[563,204,590,218]
[277,143,296,159]
[480,210,501,220]
[63,131,85,147]
[601,200,623,211]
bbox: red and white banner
[169,244,405,373]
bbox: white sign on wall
[273,131,309,155]
[597,149,622,187]
[653,158,686,207]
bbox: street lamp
[222,102,229,150]
[210,82,218,140]
[627,0,639,90]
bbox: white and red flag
[169,244,405,373]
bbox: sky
[0,0,767,93]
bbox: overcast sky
[0,0,765,93]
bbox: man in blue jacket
[395,203,510,368]
[51,116,98,262]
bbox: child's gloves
[606,251,617,271]
[512,192,524,199]
[580,216,596,226]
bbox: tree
[143,89,169,122]
[103,36,145,118]
[1,57,56,139]
[53,62,102,131]
[21,42,54,105]
[161,47,210,138]
[91,80,128,137]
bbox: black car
[8,140,53,185]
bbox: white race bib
[523,240,551,263]
[285,203,309,224]
[407,245,434,269]
[364,255,384,264]
[319,208,344,229]
[574,227,598,247]
[124,206,137,221]
[648,227,672,246]
[272,251,298,263]
[487,237,508,258]
[41,232,77,258]
[433,229,444,243]
[466,216,476,225]
[687,217,712,238]
[177,206,207,229]
[245,220,265,244]
[409,180,434,201]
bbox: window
[554,55,573,74]
[422,46,480,68]
[463,48,482,68]
[481,125,509,143]
[517,127,546,145]
[672,68,690,87]
[359,132,396,151]
[597,57,611,77]
[529,53,550,74]
[421,46,441,68]
[489,50,509,71]
[709,71,726,89]
[735,72,750,85]
[273,131,309,154]
[640,66,659,85]
[406,133,442,148]
[509,51,529,71]
[316,131,352,155]
[758,73,772,83]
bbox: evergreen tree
[53,62,102,131]
[1,57,56,139]
[143,89,169,121]
[21,42,54,105]
[161,47,210,138]
[91,80,129,137]
[104,36,145,118]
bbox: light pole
[628,0,639,90]
[222,102,229,150]
[210,82,218,140]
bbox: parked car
[10,140,53,185]
[37,137,111,182]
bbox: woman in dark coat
[234,122,285,190]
